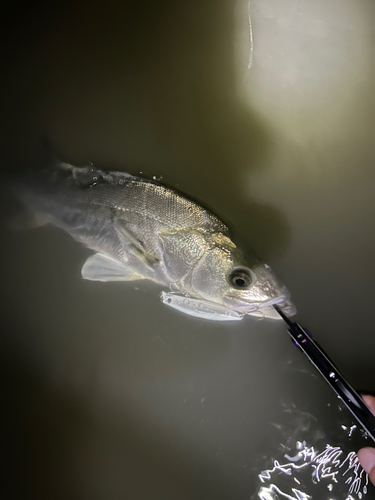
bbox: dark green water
[1,1,374,498]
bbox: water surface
[1,0,374,498]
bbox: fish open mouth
[244,298,296,320]
[224,294,296,320]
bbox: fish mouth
[244,298,296,320]
[224,294,296,320]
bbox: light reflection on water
[256,428,369,500]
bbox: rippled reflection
[256,429,369,500]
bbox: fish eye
[228,267,252,289]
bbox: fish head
[189,233,296,319]
[221,262,296,319]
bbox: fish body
[12,160,296,321]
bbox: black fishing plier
[274,305,375,443]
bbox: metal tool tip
[273,304,293,326]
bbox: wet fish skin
[12,160,295,321]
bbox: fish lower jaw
[231,296,296,320]
[246,299,296,320]
[229,294,288,310]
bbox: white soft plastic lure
[161,292,244,321]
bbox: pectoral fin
[161,292,243,321]
[82,253,144,282]
[114,219,158,269]
[158,228,208,281]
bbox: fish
[11,159,296,321]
